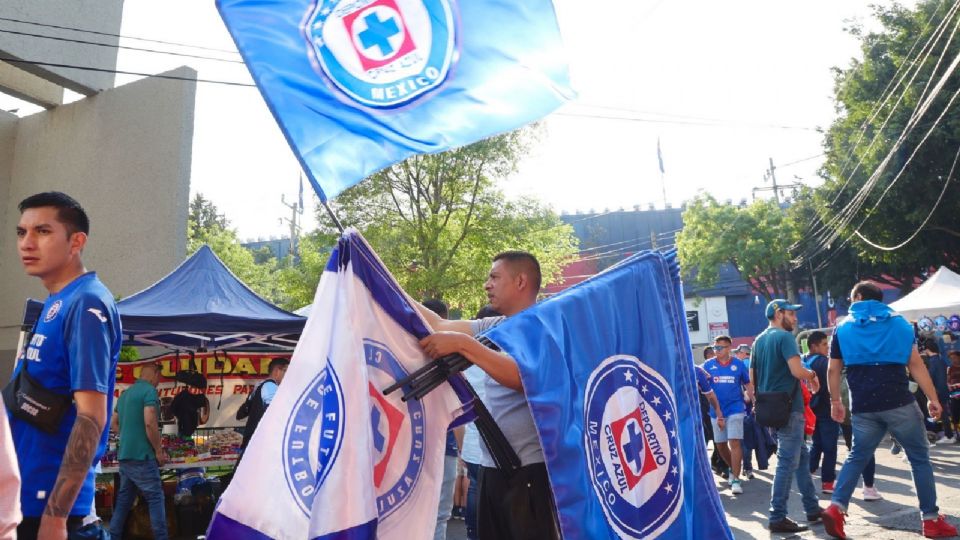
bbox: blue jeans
[832,402,939,519]
[465,461,480,540]
[109,459,168,540]
[840,423,875,487]
[769,412,820,523]
[434,455,458,540]
[810,417,840,483]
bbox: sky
[5,1,911,240]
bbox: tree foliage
[813,0,960,288]
[677,195,803,301]
[311,129,579,315]
[187,193,284,304]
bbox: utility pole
[752,157,802,204]
[650,230,658,250]
[280,181,303,263]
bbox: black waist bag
[2,364,73,434]
[754,388,796,429]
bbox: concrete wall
[0,66,197,380]
[0,0,123,94]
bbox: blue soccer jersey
[702,357,750,418]
[10,272,121,517]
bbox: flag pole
[321,198,344,233]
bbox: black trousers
[478,463,560,540]
[16,516,84,540]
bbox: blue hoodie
[835,300,914,366]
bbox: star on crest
[664,483,674,493]
[651,396,662,406]
[671,466,679,475]
[664,411,672,422]
[641,384,649,394]
[624,370,634,383]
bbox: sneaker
[721,468,730,481]
[891,441,902,455]
[922,515,959,538]
[822,504,847,539]
[822,481,835,494]
[935,435,956,445]
[731,480,743,494]
[807,508,825,522]
[744,469,755,480]
[862,486,883,501]
[769,517,809,533]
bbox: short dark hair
[423,298,448,319]
[493,251,542,292]
[268,358,290,373]
[475,304,501,319]
[703,347,715,360]
[713,335,732,345]
[807,330,828,349]
[924,339,940,354]
[19,191,90,236]
[851,281,883,302]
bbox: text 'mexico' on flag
[217,0,575,201]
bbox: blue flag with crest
[217,0,574,201]
[482,251,733,539]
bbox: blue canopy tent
[21,245,306,351]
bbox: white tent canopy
[889,266,960,321]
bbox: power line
[554,110,818,131]
[0,27,245,64]
[0,58,255,87]
[0,15,241,55]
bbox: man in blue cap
[821,282,956,539]
[752,299,822,533]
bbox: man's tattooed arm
[43,392,107,518]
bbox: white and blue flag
[482,251,733,539]
[217,0,574,201]
[208,229,470,539]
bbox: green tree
[307,129,579,315]
[809,0,960,289]
[677,195,803,302]
[187,193,284,304]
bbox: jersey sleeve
[65,293,115,394]
[261,380,279,405]
[695,367,713,394]
[739,359,750,384]
[143,385,159,408]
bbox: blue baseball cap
[765,299,802,319]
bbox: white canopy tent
[889,266,960,321]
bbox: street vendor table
[100,458,237,475]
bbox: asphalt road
[444,436,960,539]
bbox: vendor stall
[889,266,960,321]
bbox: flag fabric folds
[483,251,733,539]
[207,229,468,540]
[217,0,575,201]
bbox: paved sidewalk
[444,437,960,539]
[719,437,960,539]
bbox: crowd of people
[696,288,960,539]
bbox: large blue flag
[217,0,574,201]
[483,251,733,539]
[208,229,473,539]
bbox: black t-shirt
[831,333,915,414]
[171,390,207,437]
[804,354,831,419]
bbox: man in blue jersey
[821,282,956,539]
[703,335,753,495]
[10,192,121,540]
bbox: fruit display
[162,434,200,462]
[202,429,243,457]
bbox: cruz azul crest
[584,355,683,539]
[282,339,426,518]
[303,0,456,108]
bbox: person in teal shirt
[109,364,169,540]
[751,299,822,534]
